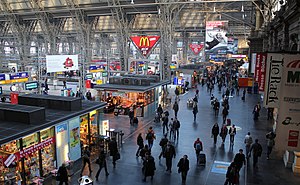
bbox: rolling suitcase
[198,153,206,165]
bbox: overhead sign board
[130,36,160,57]
[189,44,204,55]
[46,55,79,73]
[25,81,39,90]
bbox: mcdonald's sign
[131,36,160,57]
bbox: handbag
[115,152,121,160]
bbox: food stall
[94,77,170,117]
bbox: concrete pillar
[255,2,263,31]
[182,32,188,64]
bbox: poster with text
[68,117,81,161]
[205,21,228,54]
[275,54,300,152]
[46,55,78,73]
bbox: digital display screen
[25,81,38,90]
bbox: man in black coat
[57,163,69,185]
[233,149,246,172]
[163,141,176,173]
[136,133,144,157]
[211,123,220,144]
[109,138,119,168]
[177,155,190,185]
[80,146,92,176]
[95,150,109,181]
[142,153,156,182]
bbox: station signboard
[46,55,79,73]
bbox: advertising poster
[263,53,284,108]
[130,36,160,57]
[100,120,110,136]
[46,55,78,73]
[251,53,257,74]
[205,21,228,54]
[275,54,300,151]
[254,53,262,82]
[227,38,238,54]
[68,117,81,161]
[56,123,69,167]
[259,53,267,92]
[189,44,204,55]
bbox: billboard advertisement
[46,55,79,73]
[227,37,238,54]
[274,54,300,152]
[254,53,267,92]
[263,53,284,108]
[130,36,160,57]
[205,21,228,54]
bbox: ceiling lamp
[241,4,244,12]
[131,0,134,4]
[213,6,216,12]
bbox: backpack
[195,142,202,151]
[146,132,154,140]
[174,120,180,129]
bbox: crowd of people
[56,65,276,185]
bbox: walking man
[249,139,263,168]
[159,134,168,160]
[173,118,181,139]
[95,150,109,181]
[146,127,156,149]
[192,103,198,122]
[163,141,176,173]
[211,123,220,145]
[244,132,253,158]
[220,124,228,144]
[173,101,179,118]
[136,133,144,157]
[229,124,236,145]
[233,149,246,172]
[177,155,190,185]
[80,146,92,176]
[108,138,119,168]
[162,115,169,134]
[193,138,203,163]
[222,107,229,124]
[266,131,276,160]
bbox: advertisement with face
[68,117,81,161]
[205,21,228,54]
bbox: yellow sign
[0,78,29,84]
[248,78,253,87]
[96,79,103,85]
[139,37,150,47]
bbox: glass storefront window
[40,128,55,176]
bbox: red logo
[189,44,204,55]
[131,36,160,57]
[287,60,300,68]
[64,57,74,68]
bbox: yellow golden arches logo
[139,37,150,47]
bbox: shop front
[0,127,55,185]
[94,80,169,118]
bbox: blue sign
[10,72,29,80]
[0,74,5,81]
[211,161,231,174]
[0,87,2,95]
[89,65,105,71]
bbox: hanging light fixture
[131,0,134,4]
[213,6,216,12]
[158,8,161,15]
[241,4,244,12]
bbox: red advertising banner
[254,53,262,82]
[189,44,204,55]
[130,36,160,57]
[288,130,299,147]
[4,137,55,166]
[259,53,267,91]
